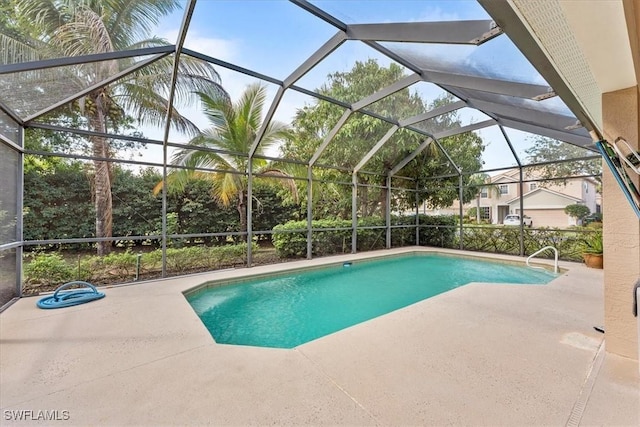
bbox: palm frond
[53,6,114,56]
[258,168,299,203]
[14,0,67,38]
[104,0,179,47]
[114,80,201,136]
[0,33,41,64]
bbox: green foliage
[0,201,16,243]
[282,60,484,216]
[564,204,591,221]
[23,158,95,245]
[23,161,294,249]
[24,253,76,288]
[165,84,293,234]
[272,215,456,258]
[7,0,226,255]
[23,243,257,293]
[525,136,602,182]
[460,226,587,261]
[466,207,478,219]
[579,230,603,255]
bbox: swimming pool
[186,253,556,349]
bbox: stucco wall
[602,86,639,360]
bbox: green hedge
[272,215,590,262]
[459,226,587,261]
[23,242,257,294]
[272,215,456,258]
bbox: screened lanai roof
[0,0,598,176]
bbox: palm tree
[157,83,296,238]
[2,0,226,255]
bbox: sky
[133,0,581,173]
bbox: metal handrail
[526,246,558,274]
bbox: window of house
[499,184,509,195]
[584,182,589,193]
[480,207,491,220]
[529,182,537,191]
[480,188,488,198]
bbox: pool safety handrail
[526,246,558,274]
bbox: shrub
[23,242,257,292]
[24,252,76,288]
[272,215,457,258]
[418,215,457,247]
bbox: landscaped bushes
[272,215,456,258]
[272,214,589,262]
[460,226,585,261]
[23,242,257,294]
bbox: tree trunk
[476,194,481,223]
[237,191,247,242]
[378,178,388,217]
[89,95,113,256]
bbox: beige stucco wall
[602,86,640,360]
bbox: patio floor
[1,248,638,426]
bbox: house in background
[488,169,600,227]
[422,168,600,228]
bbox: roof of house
[505,187,583,206]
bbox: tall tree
[2,0,226,255]
[158,83,296,237]
[525,136,602,183]
[282,60,484,217]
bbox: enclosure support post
[247,158,253,267]
[159,1,195,278]
[518,166,525,256]
[498,125,525,256]
[161,143,167,277]
[386,175,391,249]
[415,182,420,246]
[458,174,464,250]
[16,126,24,296]
[351,173,357,254]
[306,166,313,259]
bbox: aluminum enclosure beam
[424,70,555,100]
[283,31,346,88]
[309,109,352,166]
[497,117,594,148]
[433,119,496,140]
[0,45,175,75]
[250,31,347,158]
[23,52,172,123]
[352,74,421,111]
[466,97,588,136]
[309,74,419,165]
[0,100,23,125]
[290,0,348,32]
[160,0,196,276]
[182,49,282,86]
[249,86,285,158]
[388,138,434,176]
[346,20,500,45]
[400,101,466,127]
[353,125,399,173]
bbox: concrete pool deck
[1,247,638,425]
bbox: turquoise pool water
[187,254,556,348]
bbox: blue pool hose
[36,281,105,309]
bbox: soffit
[507,0,635,131]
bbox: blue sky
[142,0,575,171]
